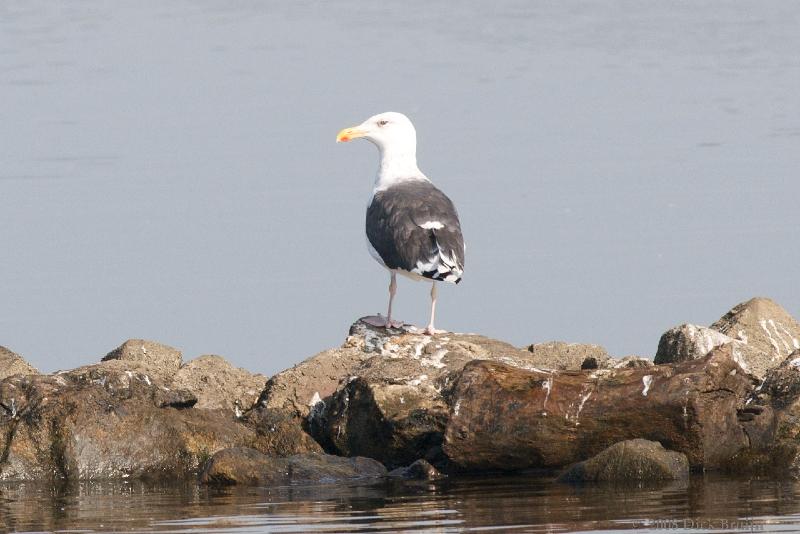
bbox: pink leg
[424,282,446,335]
[363,273,404,329]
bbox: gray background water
[2,1,798,376]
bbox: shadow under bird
[337,111,465,334]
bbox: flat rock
[526,341,610,371]
[443,344,755,472]
[200,447,387,486]
[558,439,689,483]
[710,297,800,379]
[0,346,37,380]
[170,355,266,413]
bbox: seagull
[336,112,465,335]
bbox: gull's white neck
[374,147,425,191]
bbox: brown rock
[242,407,323,456]
[102,339,183,382]
[0,360,268,481]
[710,297,800,379]
[443,344,755,472]
[558,439,689,482]
[318,318,544,468]
[728,350,800,476]
[527,341,610,371]
[0,346,37,380]
[388,459,444,480]
[170,355,266,413]
[200,447,387,486]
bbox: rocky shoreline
[2,297,800,486]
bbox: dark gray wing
[366,179,465,283]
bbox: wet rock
[170,355,266,413]
[727,350,800,475]
[710,297,800,379]
[200,447,387,486]
[0,346,37,380]
[558,439,689,483]
[527,341,610,371]
[388,459,444,480]
[318,318,543,468]
[443,344,755,472]
[102,339,182,382]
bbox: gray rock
[710,297,800,379]
[606,355,654,369]
[526,341,610,371]
[0,346,37,380]
[170,355,266,413]
[654,323,760,377]
[388,459,444,480]
[200,447,387,486]
[655,324,735,364]
[558,439,689,482]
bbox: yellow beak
[336,126,367,143]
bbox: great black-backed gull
[336,112,465,335]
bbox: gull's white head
[336,111,416,156]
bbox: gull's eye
[377,120,388,126]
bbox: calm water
[1,1,799,376]
[3,474,800,533]
[2,3,799,529]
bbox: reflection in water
[2,475,800,532]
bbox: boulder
[0,346,37,380]
[102,339,183,382]
[200,447,387,486]
[170,355,266,413]
[710,297,800,379]
[557,439,689,483]
[443,344,755,472]
[654,324,762,378]
[245,338,374,457]
[655,324,736,364]
[242,405,324,456]
[0,341,285,482]
[526,341,610,370]
[317,319,543,468]
[727,350,800,476]
[388,459,444,480]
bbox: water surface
[1,1,798,375]
[3,474,800,533]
